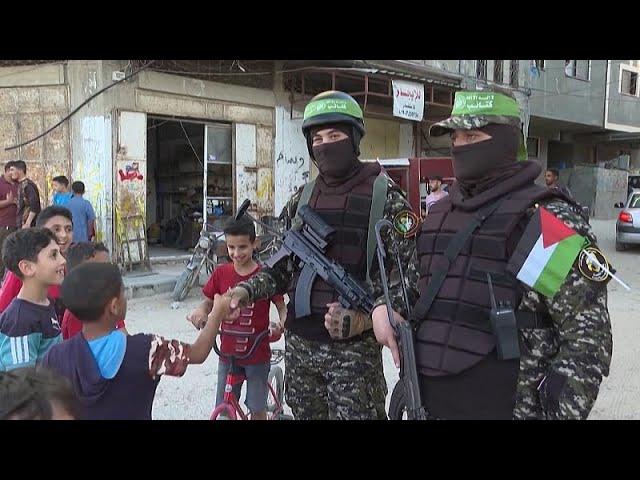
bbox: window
[630,193,640,208]
[509,60,519,87]
[206,123,232,164]
[493,60,503,83]
[620,64,639,96]
[565,60,590,80]
[527,137,540,158]
[476,60,487,80]
[432,87,454,106]
[534,60,545,70]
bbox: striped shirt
[0,298,61,371]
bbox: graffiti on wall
[275,151,309,211]
[274,106,310,214]
[118,162,144,182]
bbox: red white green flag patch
[507,207,586,298]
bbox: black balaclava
[310,123,362,186]
[452,123,521,196]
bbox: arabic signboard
[392,79,425,121]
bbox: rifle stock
[374,219,427,420]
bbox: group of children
[0,208,286,420]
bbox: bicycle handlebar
[212,329,271,362]
[203,224,226,235]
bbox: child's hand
[210,293,239,324]
[187,310,208,330]
[226,286,250,310]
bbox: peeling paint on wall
[114,111,147,266]
[274,105,310,214]
[257,167,273,213]
[75,116,112,246]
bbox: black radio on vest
[486,273,520,360]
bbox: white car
[615,188,640,251]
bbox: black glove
[537,370,568,419]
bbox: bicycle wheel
[210,402,237,420]
[172,266,198,302]
[388,380,408,420]
[266,365,284,413]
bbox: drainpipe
[596,60,613,219]
[604,60,611,132]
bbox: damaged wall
[594,167,628,219]
[67,61,114,251]
[560,165,628,219]
[0,64,71,214]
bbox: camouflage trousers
[284,330,388,420]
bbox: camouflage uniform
[384,194,613,420]
[388,87,613,420]
[284,329,387,420]
[512,199,612,419]
[237,179,418,420]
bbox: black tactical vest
[415,183,572,376]
[286,163,381,342]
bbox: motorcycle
[172,225,226,302]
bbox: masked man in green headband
[220,91,419,420]
[372,87,613,420]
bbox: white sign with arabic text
[392,79,425,121]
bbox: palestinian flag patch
[506,207,586,298]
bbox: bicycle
[210,327,292,420]
[161,201,201,249]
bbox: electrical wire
[4,60,155,152]
[179,120,203,169]
[148,64,378,77]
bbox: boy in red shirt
[187,217,286,420]
[0,206,73,319]
[60,242,127,340]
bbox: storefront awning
[362,158,410,167]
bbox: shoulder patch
[393,210,420,238]
[578,246,611,283]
